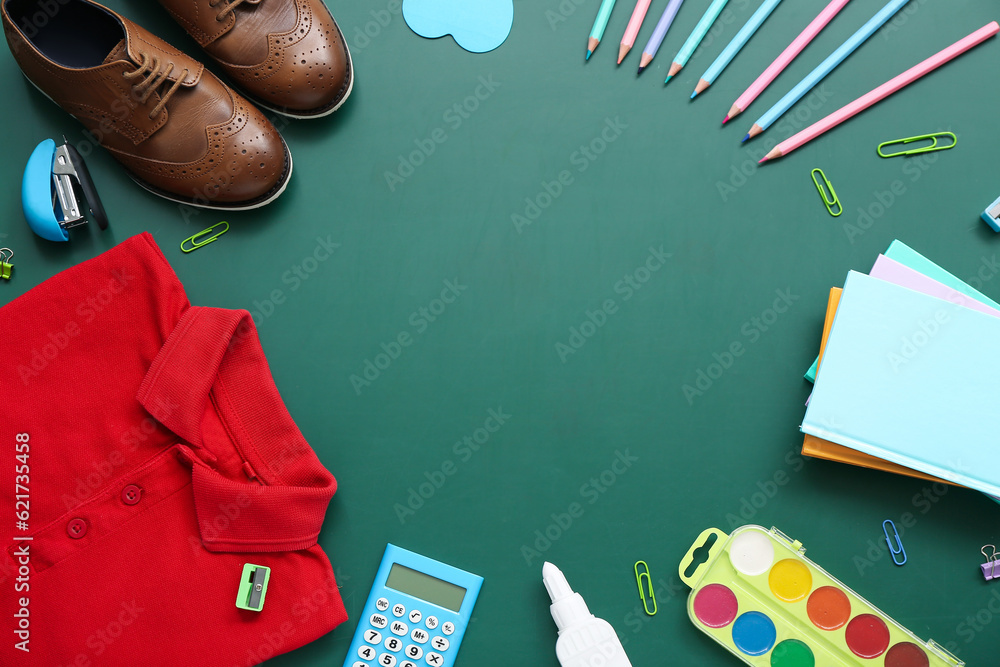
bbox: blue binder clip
[22,137,108,242]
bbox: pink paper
[870,255,1000,319]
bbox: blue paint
[732,611,776,656]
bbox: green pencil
[587,0,618,60]
[665,0,729,83]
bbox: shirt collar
[137,306,337,552]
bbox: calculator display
[385,563,466,612]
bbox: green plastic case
[678,525,963,666]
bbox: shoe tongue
[103,39,130,65]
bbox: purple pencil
[638,0,685,74]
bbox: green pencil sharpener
[236,564,270,612]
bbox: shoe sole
[125,147,293,211]
[22,72,293,211]
[235,21,355,119]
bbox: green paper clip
[181,221,229,253]
[634,560,657,616]
[0,248,13,280]
[236,563,270,611]
[877,132,956,158]
[811,168,842,217]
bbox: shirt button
[121,484,142,505]
[66,518,88,539]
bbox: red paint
[884,642,930,667]
[844,613,890,658]
[693,583,739,628]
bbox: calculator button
[376,598,390,612]
[393,603,406,617]
[352,663,370,667]
[441,622,454,636]
[378,654,397,667]
[370,614,388,629]
[358,645,377,661]
[430,636,449,652]
[390,620,408,636]
[408,609,422,624]
[401,662,417,667]
[425,652,443,666]
[405,645,423,660]
[410,628,429,644]
[424,616,438,630]
[384,636,403,652]
[364,630,383,645]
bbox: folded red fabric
[1,233,346,666]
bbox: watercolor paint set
[678,525,963,667]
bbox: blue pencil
[691,0,782,98]
[744,0,909,140]
[638,0,685,74]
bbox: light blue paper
[403,0,514,53]
[801,271,1000,498]
[805,240,1000,382]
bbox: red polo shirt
[1,234,347,666]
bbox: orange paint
[807,586,851,630]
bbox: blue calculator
[344,544,483,667]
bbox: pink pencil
[619,0,653,64]
[761,21,999,163]
[724,0,851,124]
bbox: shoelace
[121,52,190,120]
[210,0,254,21]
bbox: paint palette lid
[678,525,964,667]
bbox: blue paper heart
[403,0,513,53]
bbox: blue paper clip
[883,520,906,566]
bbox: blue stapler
[22,137,108,242]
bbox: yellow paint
[768,559,812,602]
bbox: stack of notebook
[800,241,1000,501]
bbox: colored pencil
[761,21,999,164]
[665,0,730,84]
[619,0,653,64]
[588,0,619,60]
[725,0,850,124]
[636,0,684,74]
[692,0,782,99]
[639,0,685,74]
[744,0,908,141]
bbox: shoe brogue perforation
[157,0,352,117]
[3,0,291,208]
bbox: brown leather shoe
[3,0,292,209]
[157,0,353,118]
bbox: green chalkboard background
[3,0,1000,664]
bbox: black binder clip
[22,137,109,242]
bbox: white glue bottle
[543,561,633,667]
